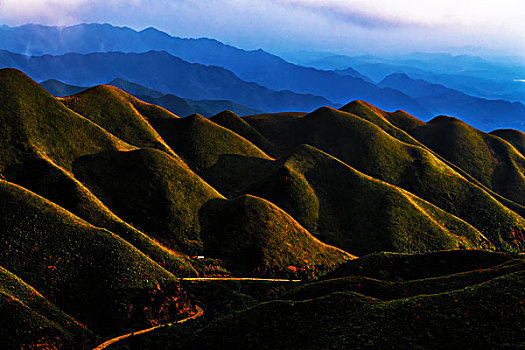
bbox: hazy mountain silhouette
[379,73,525,130]
[0,49,332,112]
[41,77,260,116]
[0,23,431,116]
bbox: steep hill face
[411,116,525,207]
[149,113,274,193]
[199,195,354,276]
[0,180,193,335]
[491,129,525,156]
[210,110,278,157]
[0,265,92,350]
[72,148,223,255]
[244,145,489,255]
[61,84,178,157]
[0,68,134,172]
[244,106,525,252]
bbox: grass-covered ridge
[150,113,272,171]
[199,194,354,277]
[210,110,278,157]
[0,180,193,335]
[243,105,525,251]
[0,68,134,172]
[111,250,525,350]
[72,148,223,255]
[245,144,490,255]
[0,265,92,349]
[10,155,199,276]
[61,85,178,157]
[149,112,274,195]
[411,116,525,207]
[491,128,525,156]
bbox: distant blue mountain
[40,77,260,117]
[0,49,333,112]
[0,23,431,117]
[305,53,525,104]
[379,73,525,131]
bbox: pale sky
[0,0,523,57]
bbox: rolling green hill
[10,155,198,277]
[0,265,92,349]
[210,110,278,157]
[71,148,223,255]
[245,144,490,255]
[244,106,525,252]
[0,68,134,172]
[491,129,525,156]
[149,113,274,194]
[2,67,525,348]
[411,116,525,207]
[61,84,178,157]
[0,180,193,335]
[150,113,271,171]
[199,194,354,277]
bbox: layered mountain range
[1,67,525,348]
[1,23,523,131]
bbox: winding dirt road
[91,305,204,350]
[91,277,300,349]
[182,277,301,282]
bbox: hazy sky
[0,0,523,57]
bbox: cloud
[0,0,137,25]
[270,0,424,29]
[0,0,523,57]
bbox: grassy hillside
[179,259,525,350]
[72,148,223,256]
[0,69,197,276]
[326,250,516,280]
[339,100,425,147]
[286,259,525,302]
[199,194,354,277]
[114,250,525,350]
[149,113,274,194]
[10,155,198,276]
[0,68,133,172]
[61,85,178,157]
[244,106,525,251]
[491,129,525,156]
[210,110,278,157]
[338,101,525,220]
[246,145,490,255]
[412,116,525,207]
[0,180,193,335]
[150,113,271,171]
[0,266,92,349]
